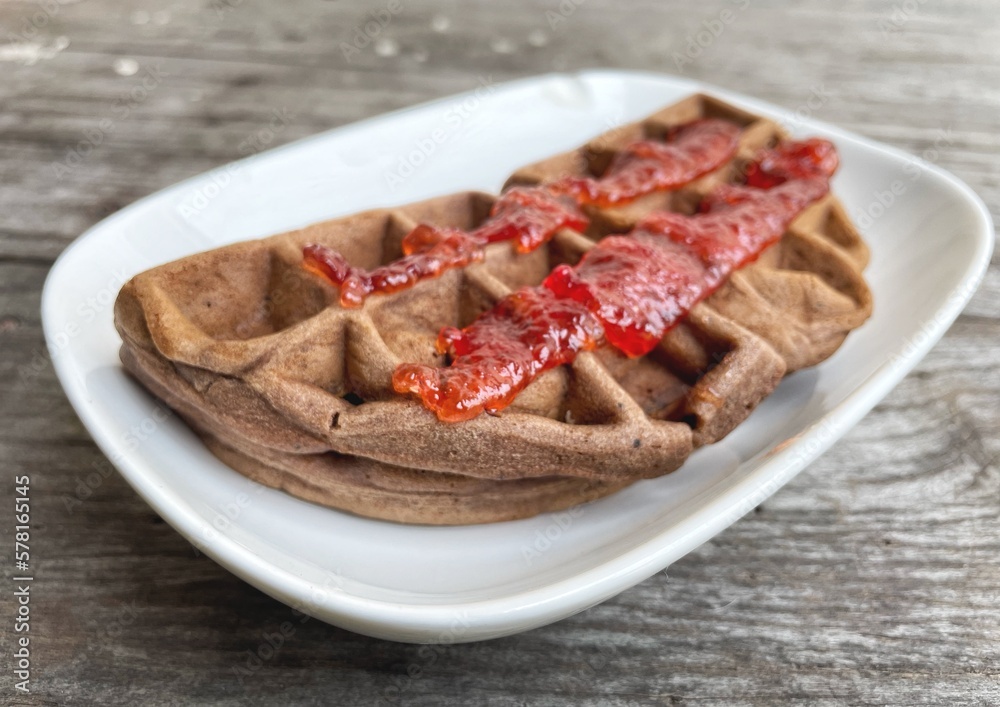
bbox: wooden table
[2,0,998,704]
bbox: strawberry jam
[393,138,839,422]
[393,288,603,421]
[468,186,590,253]
[304,118,741,307]
[543,235,707,358]
[744,137,839,188]
[303,227,482,308]
[641,176,832,284]
[549,118,741,207]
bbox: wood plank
[1,0,998,703]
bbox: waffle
[114,94,873,525]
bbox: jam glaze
[393,138,839,422]
[547,118,744,207]
[303,119,741,308]
[303,228,483,308]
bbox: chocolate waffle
[114,94,872,524]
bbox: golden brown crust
[114,94,872,524]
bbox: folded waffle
[115,94,872,524]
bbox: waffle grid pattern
[115,94,872,524]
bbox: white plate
[43,70,993,643]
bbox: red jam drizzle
[463,186,590,253]
[303,228,483,308]
[743,137,839,188]
[543,235,706,358]
[302,118,741,308]
[393,138,839,422]
[548,118,742,207]
[393,288,603,420]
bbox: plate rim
[41,69,995,642]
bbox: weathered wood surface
[1,0,998,704]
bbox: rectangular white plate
[42,70,993,643]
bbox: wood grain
[1,0,998,704]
